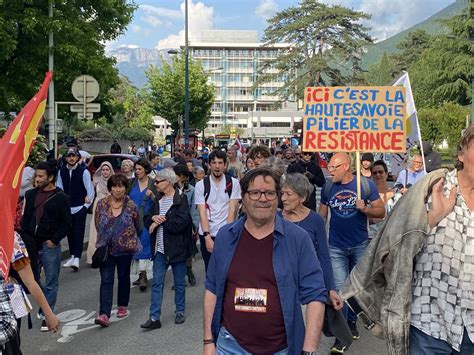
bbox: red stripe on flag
[0,71,52,278]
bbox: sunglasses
[372,170,386,175]
[154,179,166,185]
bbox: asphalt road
[20,216,387,355]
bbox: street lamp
[167,0,189,149]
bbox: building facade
[189,30,300,142]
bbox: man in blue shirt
[395,154,426,194]
[203,167,326,355]
[319,152,385,353]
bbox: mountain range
[109,0,466,87]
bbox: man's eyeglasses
[246,190,278,201]
[327,163,346,172]
[154,179,166,185]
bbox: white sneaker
[63,257,74,268]
[71,257,80,271]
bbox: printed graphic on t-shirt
[328,189,357,218]
[234,288,267,313]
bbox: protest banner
[302,86,407,153]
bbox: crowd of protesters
[1,127,473,355]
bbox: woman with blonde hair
[120,159,134,179]
[86,161,113,264]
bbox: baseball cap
[66,147,80,157]
[361,153,374,162]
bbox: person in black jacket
[141,169,193,330]
[287,151,326,210]
[21,160,71,331]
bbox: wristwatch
[203,231,211,237]
[301,351,317,355]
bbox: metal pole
[184,0,190,149]
[48,0,55,150]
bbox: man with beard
[195,150,241,271]
[56,147,95,271]
[21,161,71,331]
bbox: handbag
[91,244,108,269]
[7,280,32,319]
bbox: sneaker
[94,314,110,327]
[116,306,128,318]
[175,312,185,324]
[348,321,360,340]
[140,318,161,329]
[62,256,74,268]
[40,320,49,332]
[71,257,80,272]
[330,339,348,354]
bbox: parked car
[87,154,139,176]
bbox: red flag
[0,72,52,278]
[234,135,244,154]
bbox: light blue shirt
[395,169,426,187]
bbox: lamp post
[167,0,189,149]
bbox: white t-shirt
[194,175,241,237]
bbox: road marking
[56,308,128,343]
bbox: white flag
[390,71,423,175]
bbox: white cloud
[142,15,163,27]
[131,24,141,32]
[140,5,181,19]
[321,0,455,42]
[155,1,215,50]
[255,0,278,21]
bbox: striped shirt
[156,196,174,255]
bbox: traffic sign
[71,75,99,103]
[77,112,94,120]
[70,103,101,113]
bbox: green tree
[390,29,432,75]
[418,102,469,149]
[365,52,393,85]
[410,13,473,108]
[0,1,136,116]
[257,0,373,100]
[146,54,215,132]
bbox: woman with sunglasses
[141,169,193,329]
[287,151,326,210]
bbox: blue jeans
[38,242,61,314]
[149,252,186,321]
[99,254,132,317]
[410,326,474,355]
[216,327,288,355]
[68,206,88,259]
[329,240,368,322]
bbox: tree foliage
[0,1,136,116]
[390,29,432,75]
[410,14,473,108]
[418,102,469,150]
[146,54,215,132]
[365,52,393,85]
[258,0,373,100]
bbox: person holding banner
[319,152,385,353]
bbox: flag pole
[356,151,361,200]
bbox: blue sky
[108,0,456,50]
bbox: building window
[260,122,290,128]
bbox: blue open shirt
[205,214,327,354]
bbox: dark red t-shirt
[222,227,287,354]
[35,188,56,225]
